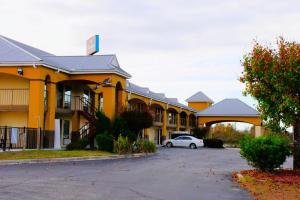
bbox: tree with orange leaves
[241,37,300,169]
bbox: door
[62,120,71,145]
[173,136,184,146]
[181,136,192,147]
[54,119,61,149]
[155,128,162,145]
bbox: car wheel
[166,142,173,148]
[190,143,197,149]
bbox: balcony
[167,118,177,128]
[153,113,163,126]
[180,118,187,128]
[56,94,94,114]
[0,89,29,111]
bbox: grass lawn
[0,150,114,160]
[233,169,300,200]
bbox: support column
[28,80,45,149]
[162,109,167,140]
[45,82,56,131]
[144,128,150,140]
[119,89,127,114]
[176,113,180,131]
[186,115,190,133]
[28,80,45,129]
[44,82,56,148]
[255,126,264,137]
[102,86,116,120]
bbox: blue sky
[1,0,300,129]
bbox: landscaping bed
[0,150,113,160]
[233,169,300,200]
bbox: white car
[163,136,204,149]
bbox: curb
[0,153,156,166]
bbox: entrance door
[54,119,61,149]
[62,120,71,145]
[155,128,162,145]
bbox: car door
[173,136,184,147]
[181,136,192,147]
[184,137,194,147]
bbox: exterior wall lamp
[17,67,23,76]
[93,78,112,90]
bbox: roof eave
[126,89,197,113]
[0,62,132,79]
[196,114,260,117]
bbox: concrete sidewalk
[0,153,155,166]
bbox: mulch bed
[233,169,300,200]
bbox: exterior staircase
[77,97,98,147]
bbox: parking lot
[0,147,293,200]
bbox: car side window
[181,137,192,140]
[175,136,182,140]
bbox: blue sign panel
[87,35,100,55]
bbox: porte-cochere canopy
[197,98,262,126]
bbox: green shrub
[132,140,143,153]
[192,127,209,139]
[203,138,224,148]
[66,138,88,151]
[112,117,129,139]
[96,133,114,152]
[132,140,157,153]
[114,135,132,154]
[121,110,153,139]
[95,111,111,135]
[240,134,291,172]
[142,140,156,153]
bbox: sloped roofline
[126,81,198,113]
[0,35,42,61]
[0,36,131,78]
[196,98,260,117]
[186,91,214,103]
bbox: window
[44,84,48,111]
[180,117,186,126]
[175,136,183,140]
[168,112,177,125]
[64,86,71,109]
[154,107,163,122]
[98,93,103,111]
[57,84,64,108]
[182,136,192,140]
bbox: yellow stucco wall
[198,116,262,126]
[0,73,29,89]
[188,102,211,111]
[0,111,28,127]
[0,65,262,136]
[0,66,128,130]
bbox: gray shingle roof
[186,91,213,103]
[196,98,260,117]
[126,81,197,112]
[0,36,43,62]
[0,35,131,78]
[42,55,131,77]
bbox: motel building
[0,35,263,150]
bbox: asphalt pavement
[0,147,293,200]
